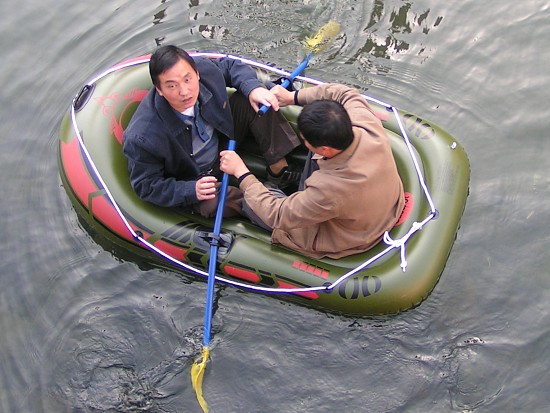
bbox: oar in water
[190,20,340,412]
[191,139,236,413]
[258,20,340,116]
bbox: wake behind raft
[57,52,470,316]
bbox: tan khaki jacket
[240,83,404,259]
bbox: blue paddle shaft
[257,53,312,116]
[203,139,236,346]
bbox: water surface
[1,0,549,411]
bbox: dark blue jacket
[123,56,262,208]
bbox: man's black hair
[297,99,354,150]
[149,45,197,88]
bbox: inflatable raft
[57,52,470,315]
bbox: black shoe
[266,166,302,189]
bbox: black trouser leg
[229,92,300,164]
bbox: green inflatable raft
[57,52,470,315]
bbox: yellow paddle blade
[304,20,341,53]
[191,347,210,413]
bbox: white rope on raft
[69,53,438,295]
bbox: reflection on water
[346,0,443,75]
[148,0,444,84]
[197,25,230,41]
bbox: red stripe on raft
[292,260,329,279]
[111,55,151,70]
[61,138,143,244]
[90,196,136,242]
[277,281,319,300]
[224,266,261,283]
[60,138,98,206]
[375,111,390,121]
[395,192,414,226]
[153,239,188,262]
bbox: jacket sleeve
[239,175,340,230]
[210,57,264,97]
[297,83,386,139]
[123,134,198,208]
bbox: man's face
[156,58,200,112]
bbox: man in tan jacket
[220,83,404,259]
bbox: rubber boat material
[58,53,470,315]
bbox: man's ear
[156,86,163,97]
[318,146,336,158]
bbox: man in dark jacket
[123,45,301,217]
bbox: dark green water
[2,1,549,411]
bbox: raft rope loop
[70,53,438,295]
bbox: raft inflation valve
[74,84,95,112]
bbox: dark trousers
[195,92,300,218]
[229,92,300,164]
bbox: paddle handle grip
[258,78,292,116]
[212,139,236,235]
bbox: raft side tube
[57,54,470,315]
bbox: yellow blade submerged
[191,347,210,412]
[305,20,341,53]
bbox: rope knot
[383,222,424,272]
